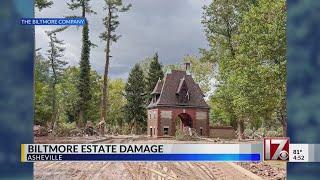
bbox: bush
[253,127,267,139]
[277,127,284,136]
[266,130,279,137]
[175,128,184,140]
[56,121,77,136]
[175,127,200,141]
[244,129,254,139]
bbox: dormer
[176,76,190,104]
[151,79,162,103]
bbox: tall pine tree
[146,52,164,101]
[46,27,68,135]
[99,0,131,122]
[67,0,96,126]
[124,64,147,134]
[35,0,53,11]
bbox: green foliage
[209,86,237,128]
[162,64,180,73]
[86,71,102,122]
[58,67,80,123]
[202,0,252,65]
[139,56,152,77]
[235,0,287,134]
[46,27,68,83]
[106,79,126,132]
[243,128,254,139]
[174,118,184,140]
[183,55,214,96]
[67,0,96,126]
[77,23,92,124]
[99,0,131,122]
[202,0,286,136]
[45,27,68,134]
[67,0,96,15]
[34,53,52,125]
[55,121,77,137]
[34,62,128,130]
[35,0,53,11]
[124,64,147,133]
[174,128,184,141]
[146,52,164,101]
[100,0,132,43]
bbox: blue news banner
[21,144,261,162]
[20,18,86,26]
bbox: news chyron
[264,138,290,161]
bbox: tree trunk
[51,82,57,136]
[130,119,136,135]
[135,121,139,135]
[50,38,58,136]
[237,119,244,140]
[78,110,84,127]
[100,7,112,122]
[280,112,287,137]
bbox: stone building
[147,63,210,137]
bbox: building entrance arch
[176,113,193,130]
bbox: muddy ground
[34,136,286,180]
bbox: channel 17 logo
[264,138,289,161]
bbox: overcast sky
[35,0,210,79]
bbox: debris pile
[175,126,200,141]
[237,162,286,179]
[69,129,83,137]
[84,121,94,135]
[33,125,48,136]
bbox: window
[200,127,203,136]
[150,128,153,136]
[153,111,156,119]
[164,127,169,135]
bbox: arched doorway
[176,113,193,131]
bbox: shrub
[56,121,77,136]
[266,130,279,137]
[175,128,184,140]
[244,129,254,139]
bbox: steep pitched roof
[147,70,209,109]
[151,79,163,95]
[176,76,186,94]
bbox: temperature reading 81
[293,149,303,155]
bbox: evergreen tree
[124,64,147,134]
[99,0,131,122]
[67,0,96,126]
[46,26,68,135]
[34,53,51,126]
[146,52,164,101]
[35,0,53,11]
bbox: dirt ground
[34,136,286,180]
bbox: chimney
[184,62,190,72]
